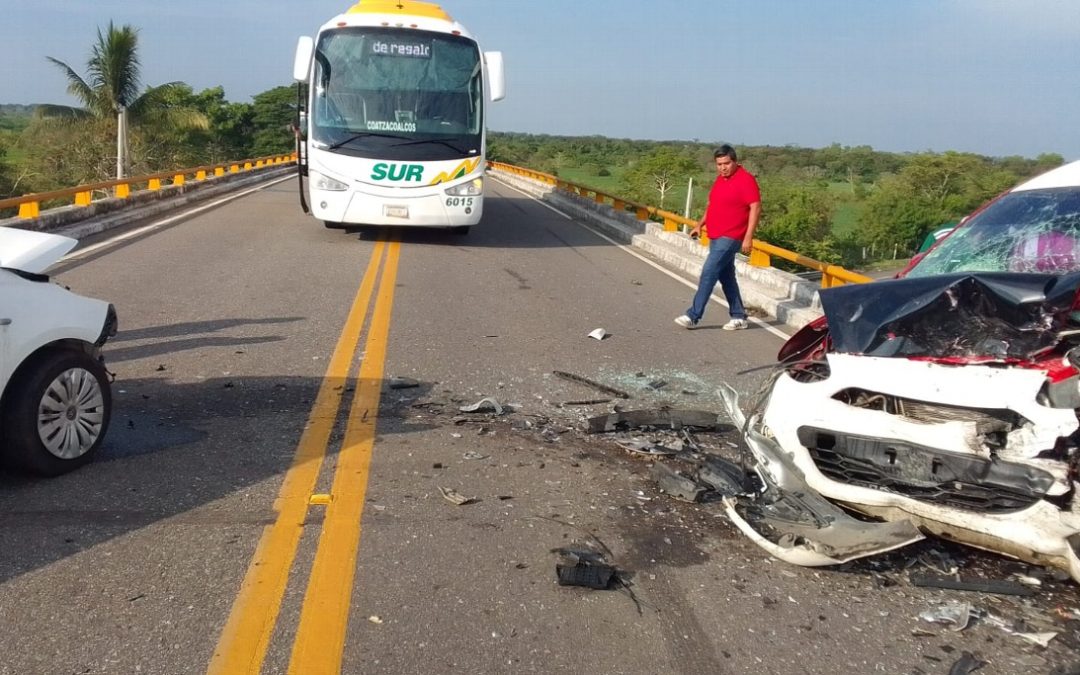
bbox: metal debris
[438,487,474,505]
[459,397,504,415]
[552,370,630,399]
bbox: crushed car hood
[819,271,1080,359]
[0,227,78,275]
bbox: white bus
[292,0,505,235]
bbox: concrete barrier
[1,165,294,240]
[491,168,823,332]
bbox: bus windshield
[311,27,482,161]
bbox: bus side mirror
[485,51,505,102]
[293,36,314,81]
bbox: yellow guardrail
[0,152,298,219]
[489,160,872,287]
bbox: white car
[0,228,116,475]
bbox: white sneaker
[722,318,748,331]
[674,315,697,329]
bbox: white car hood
[0,228,78,274]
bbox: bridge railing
[0,152,297,220]
[489,161,872,287]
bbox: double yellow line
[208,236,401,675]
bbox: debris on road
[910,573,1035,597]
[438,487,475,506]
[585,409,726,434]
[463,451,489,460]
[388,376,420,389]
[587,328,608,341]
[919,601,976,632]
[459,397,504,415]
[554,546,617,590]
[649,462,706,503]
[552,370,630,399]
[947,651,986,675]
[367,615,384,625]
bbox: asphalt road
[0,177,1077,674]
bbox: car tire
[324,221,346,229]
[1,348,112,476]
[450,226,471,235]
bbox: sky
[1,0,1078,159]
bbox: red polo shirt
[703,166,761,240]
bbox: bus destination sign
[370,39,431,59]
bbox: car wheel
[1,349,112,476]
[450,226,471,235]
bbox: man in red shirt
[675,145,761,330]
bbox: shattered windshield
[908,187,1080,277]
[310,27,482,161]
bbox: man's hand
[741,239,753,255]
[689,223,702,239]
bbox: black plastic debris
[552,370,631,399]
[910,573,1036,597]
[650,462,706,503]
[697,455,748,497]
[554,547,617,590]
[587,409,728,434]
[947,651,986,675]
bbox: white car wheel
[2,348,112,475]
[37,366,107,459]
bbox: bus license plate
[384,205,409,219]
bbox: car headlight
[444,178,483,196]
[310,170,348,191]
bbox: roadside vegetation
[490,133,1065,269]
[0,23,1066,271]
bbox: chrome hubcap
[37,368,105,459]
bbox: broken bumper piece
[719,386,923,565]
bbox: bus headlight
[310,170,349,191]
[444,177,483,196]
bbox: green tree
[37,22,207,179]
[757,177,839,262]
[858,152,1017,256]
[622,146,699,209]
[250,86,297,156]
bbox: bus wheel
[324,221,346,229]
[450,226,471,236]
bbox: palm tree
[39,22,208,179]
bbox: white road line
[62,174,294,261]
[495,178,791,340]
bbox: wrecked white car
[722,160,1080,582]
[0,228,117,475]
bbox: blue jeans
[686,236,746,322]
